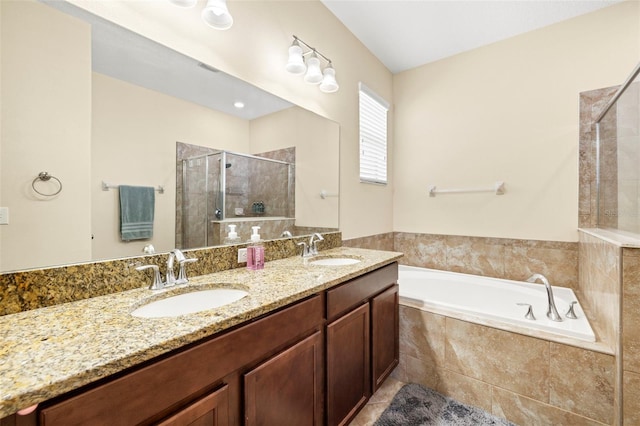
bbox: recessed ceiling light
[234,101,245,109]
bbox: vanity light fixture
[167,0,233,30]
[286,36,339,93]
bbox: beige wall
[69,0,394,241]
[0,1,92,271]
[393,1,640,242]
[250,107,340,228]
[92,73,250,260]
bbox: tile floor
[348,378,406,426]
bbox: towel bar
[102,181,164,194]
[429,181,505,197]
[320,190,339,199]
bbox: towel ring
[32,172,62,196]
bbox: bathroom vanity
[0,248,401,426]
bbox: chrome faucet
[309,233,324,256]
[165,250,178,286]
[135,264,164,290]
[297,241,312,258]
[135,249,198,290]
[166,249,198,286]
[526,273,563,322]
[177,254,198,284]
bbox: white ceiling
[321,0,624,74]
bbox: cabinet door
[244,331,323,426]
[156,384,229,426]
[371,284,399,392]
[326,303,370,426]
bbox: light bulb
[304,52,323,85]
[319,64,339,93]
[202,0,233,30]
[286,41,306,75]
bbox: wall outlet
[237,248,247,263]
[0,207,8,225]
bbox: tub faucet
[526,273,563,322]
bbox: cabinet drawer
[157,384,229,426]
[326,263,398,321]
[40,295,323,426]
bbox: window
[359,83,389,185]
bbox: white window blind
[359,83,389,185]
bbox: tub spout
[526,273,563,322]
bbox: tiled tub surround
[0,231,342,316]
[0,246,403,418]
[345,232,578,289]
[392,307,615,425]
[346,231,625,424]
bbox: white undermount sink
[131,288,248,318]
[308,257,361,266]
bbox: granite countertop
[0,247,402,418]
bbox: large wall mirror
[0,0,339,273]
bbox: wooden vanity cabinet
[326,263,399,426]
[2,262,399,426]
[37,295,324,426]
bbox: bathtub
[398,265,596,342]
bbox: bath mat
[373,383,516,426]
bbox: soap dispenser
[224,225,241,245]
[246,226,265,270]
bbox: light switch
[0,207,8,225]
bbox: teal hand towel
[119,185,155,241]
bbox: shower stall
[177,149,295,249]
[596,63,640,236]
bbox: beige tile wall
[623,247,640,425]
[342,232,395,252]
[393,306,615,425]
[345,232,578,288]
[578,231,621,352]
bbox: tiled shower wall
[579,86,618,228]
